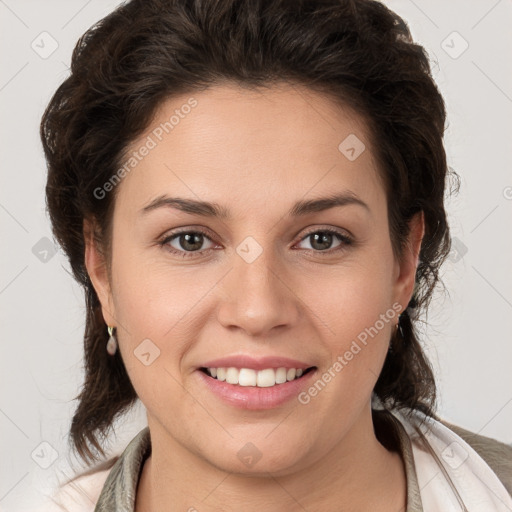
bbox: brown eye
[160,229,216,258]
[296,228,353,254]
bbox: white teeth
[275,367,287,384]
[286,368,296,381]
[239,368,257,386]
[257,368,275,387]
[205,366,309,387]
[225,367,239,385]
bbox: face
[86,82,422,476]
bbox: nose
[216,244,301,338]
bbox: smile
[200,366,316,387]
[196,366,318,410]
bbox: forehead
[115,82,385,219]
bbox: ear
[392,211,425,313]
[83,218,117,327]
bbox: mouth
[196,364,319,410]
[198,366,317,388]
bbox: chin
[199,436,309,476]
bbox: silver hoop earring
[106,326,118,355]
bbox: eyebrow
[140,191,370,219]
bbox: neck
[135,406,407,512]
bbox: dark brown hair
[40,0,458,470]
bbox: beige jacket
[42,409,512,511]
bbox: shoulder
[440,419,512,497]
[37,458,118,512]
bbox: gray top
[92,409,512,511]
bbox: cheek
[306,254,395,387]
[109,258,200,416]
[303,282,393,422]
[109,236,196,337]
[108,244,219,397]
[309,258,395,339]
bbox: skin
[84,82,424,511]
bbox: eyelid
[159,226,217,250]
[297,225,353,242]
[159,225,354,257]
[293,226,353,252]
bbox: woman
[39,0,512,510]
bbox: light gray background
[1,1,511,510]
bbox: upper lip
[198,355,316,371]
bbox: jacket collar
[94,409,423,511]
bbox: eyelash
[158,227,354,259]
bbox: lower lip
[195,368,317,410]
